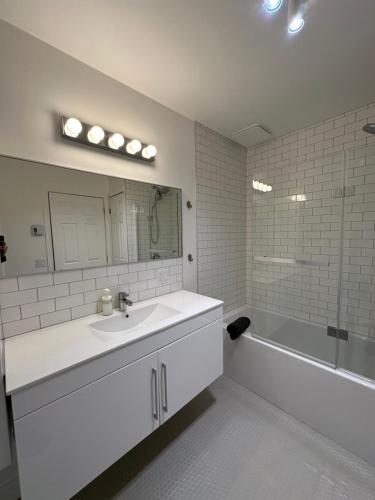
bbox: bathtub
[223,306,375,467]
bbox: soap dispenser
[102,288,113,316]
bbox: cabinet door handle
[161,363,168,412]
[151,368,159,421]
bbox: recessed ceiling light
[288,0,305,33]
[288,16,304,33]
[265,0,283,13]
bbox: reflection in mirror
[125,181,182,262]
[0,156,182,279]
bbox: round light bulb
[142,145,157,159]
[64,117,82,138]
[265,0,282,13]
[108,133,125,150]
[126,139,142,155]
[87,126,105,144]
[288,16,304,33]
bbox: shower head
[153,185,170,199]
[363,123,375,135]
[158,186,170,195]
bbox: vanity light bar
[252,180,272,192]
[61,116,157,162]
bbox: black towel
[227,317,251,340]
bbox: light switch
[31,225,45,237]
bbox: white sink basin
[89,303,180,334]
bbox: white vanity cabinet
[14,352,159,500]
[159,320,223,424]
[10,309,223,500]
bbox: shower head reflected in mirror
[150,185,171,245]
[153,185,170,200]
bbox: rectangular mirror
[0,156,182,279]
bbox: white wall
[0,20,197,497]
[0,20,197,291]
[0,156,114,276]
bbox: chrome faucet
[118,292,133,315]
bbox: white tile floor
[74,376,375,500]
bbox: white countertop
[5,291,223,395]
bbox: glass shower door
[337,144,375,382]
[250,152,345,367]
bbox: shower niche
[0,156,182,278]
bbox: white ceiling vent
[232,124,272,148]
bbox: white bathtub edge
[224,330,375,467]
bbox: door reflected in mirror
[0,156,182,279]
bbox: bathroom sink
[89,303,180,334]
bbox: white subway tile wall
[247,102,375,337]
[0,259,182,338]
[249,151,344,326]
[196,123,247,312]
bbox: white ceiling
[1,0,375,141]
